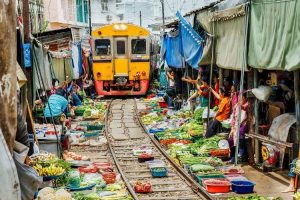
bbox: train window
[117,41,126,55]
[95,39,111,55]
[131,39,146,54]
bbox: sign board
[23,43,32,67]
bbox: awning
[213,2,248,70]
[17,63,27,88]
[248,0,300,71]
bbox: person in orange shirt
[205,87,231,138]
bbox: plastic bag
[201,107,216,119]
[251,86,272,102]
[13,156,42,200]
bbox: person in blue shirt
[44,88,69,124]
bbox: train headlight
[142,71,146,76]
[97,72,101,78]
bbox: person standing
[166,69,176,107]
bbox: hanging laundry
[51,57,74,84]
[72,43,83,79]
[32,40,52,91]
[160,30,185,68]
[176,11,206,69]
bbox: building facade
[91,0,122,27]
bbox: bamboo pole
[254,69,260,164]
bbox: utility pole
[23,0,30,42]
[160,0,165,34]
[88,0,92,36]
[23,0,33,108]
[139,11,142,26]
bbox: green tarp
[213,4,247,70]
[248,0,300,71]
[195,10,213,66]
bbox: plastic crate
[231,180,255,194]
[151,167,168,178]
[196,174,225,186]
[87,124,104,131]
[75,109,85,116]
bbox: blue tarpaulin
[176,11,206,69]
[160,31,184,68]
[161,12,206,69]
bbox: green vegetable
[190,164,214,172]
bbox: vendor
[44,88,70,124]
[69,83,83,107]
[231,83,239,108]
[166,69,176,107]
[205,87,231,138]
[228,93,249,163]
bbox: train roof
[92,23,150,37]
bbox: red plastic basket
[134,182,152,193]
[102,172,116,184]
[158,101,168,108]
[203,179,231,193]
[210,149,230,157]
[78,166,99,174]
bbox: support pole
[207,22,215,128]
[160,0,165,34]
[254,68,260,164]
[234,3,249,165]
[88,0,92,36]
[22,0,33,108]
[294,70,300,191]
[139,11,142,26]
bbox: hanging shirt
[44,94,68,118]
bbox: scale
[218,139,229,149]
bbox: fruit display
[34,163,65,177]
[63,151,89,162]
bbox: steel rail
[104,99,140,200]
[133,98,214,200]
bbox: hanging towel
[51,58,74,84]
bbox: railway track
[104,99,211,200]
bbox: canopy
[176,11,206,69]
[160,31,185,68]
[213,1,248,70]
[161,12,206,69]
[248,0,300,71]
[195,10,213,66]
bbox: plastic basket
[196,174,225,186]
[102,172,116,184]
[87,124,104,131]
[158,101,168,108]
[151,167,168,177]
[75,109,85,116]
[203,179,231,193]
[231,180,255,194]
